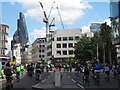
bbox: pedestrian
[16,64,21,82]
[4,62,13,88]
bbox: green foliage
[74,22,117,64]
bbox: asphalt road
[0,70,120,90]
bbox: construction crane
[56,7,65,29]
[39,1,55,38]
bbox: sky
[1,0,111,52]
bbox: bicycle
[94,72,100,86]
[83,75,89,86]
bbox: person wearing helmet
[16,64,21,82]
[35,61,42,80]
[104,64,110,80]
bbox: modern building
[51,29,93,63]
[110,0,120,62]
[110,0,120,45]
[0,24,9,65]
[90,22,101,32]
[31,29,93,64]
[12,12,29,52]
[11,12,29,64]
[31,38,47,63]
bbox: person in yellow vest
[16,64,21,82]
[21,64,24,76]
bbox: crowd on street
[0,60,120,88]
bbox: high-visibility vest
[67,65,69,67]
[21,66,24,69]
[63,65,66,68]
[16,66,21,72]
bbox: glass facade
[90,23,101,32]
[110,1,120,43]
[13,12,29,51]
[110,0,119,18]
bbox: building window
[42,50,44,52]
[57,44,61,48]
[74,43,77,46]
[69,43,73,48]
[69,50,74,55]
[63,50,67,55]
[39,50,41,53]
[69,37,73,40]
[39,55,41,58]
[57,51,61,55]
[39,45,41,48]
[43,45,45,47]
[57,37,61,41]
[75,36,79,40]
[63,37,67,41]
[42,55,44,57]
[62,43,67,48]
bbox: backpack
[5,68,12,76]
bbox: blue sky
[1,1,111,51]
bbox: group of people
[0,62,25,89]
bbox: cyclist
[35,62,42,80]
[29,63,34,77]
[91,63,95,79]
[16,64,21,82]
[21,64,24,76]
[94,61,100,85]
[112,62,117,78]
[104,64,110,80]
[117,63,120,79]
[83,63,89,86]
[0,68,4,79]
[4,62,13,88]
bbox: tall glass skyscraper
[12,12,29,51]
[110,0,120,45]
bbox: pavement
[32,72,85,90]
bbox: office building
[90,22,101,32]
[110,0,120,62]
[0,24,9,64]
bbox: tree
[74,34,94,64]
[99,22,117,64]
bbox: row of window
[56,43,76,48]
[57,50,74,55]
[39,45,45,48]
[39,55,45,58]
[0,50,5,55]
[39,50,45,53]
[57,36,80,41]
[0,35,6,40]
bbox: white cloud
[9,0,93,25]
[30,27,46,40]
[103,19,111,26]
[81,25,90,33]
[7,37,13,50]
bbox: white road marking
[71,79,76,82]
[78,83,84,89]
[41,79,46,83]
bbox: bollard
[55,69,61,87]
